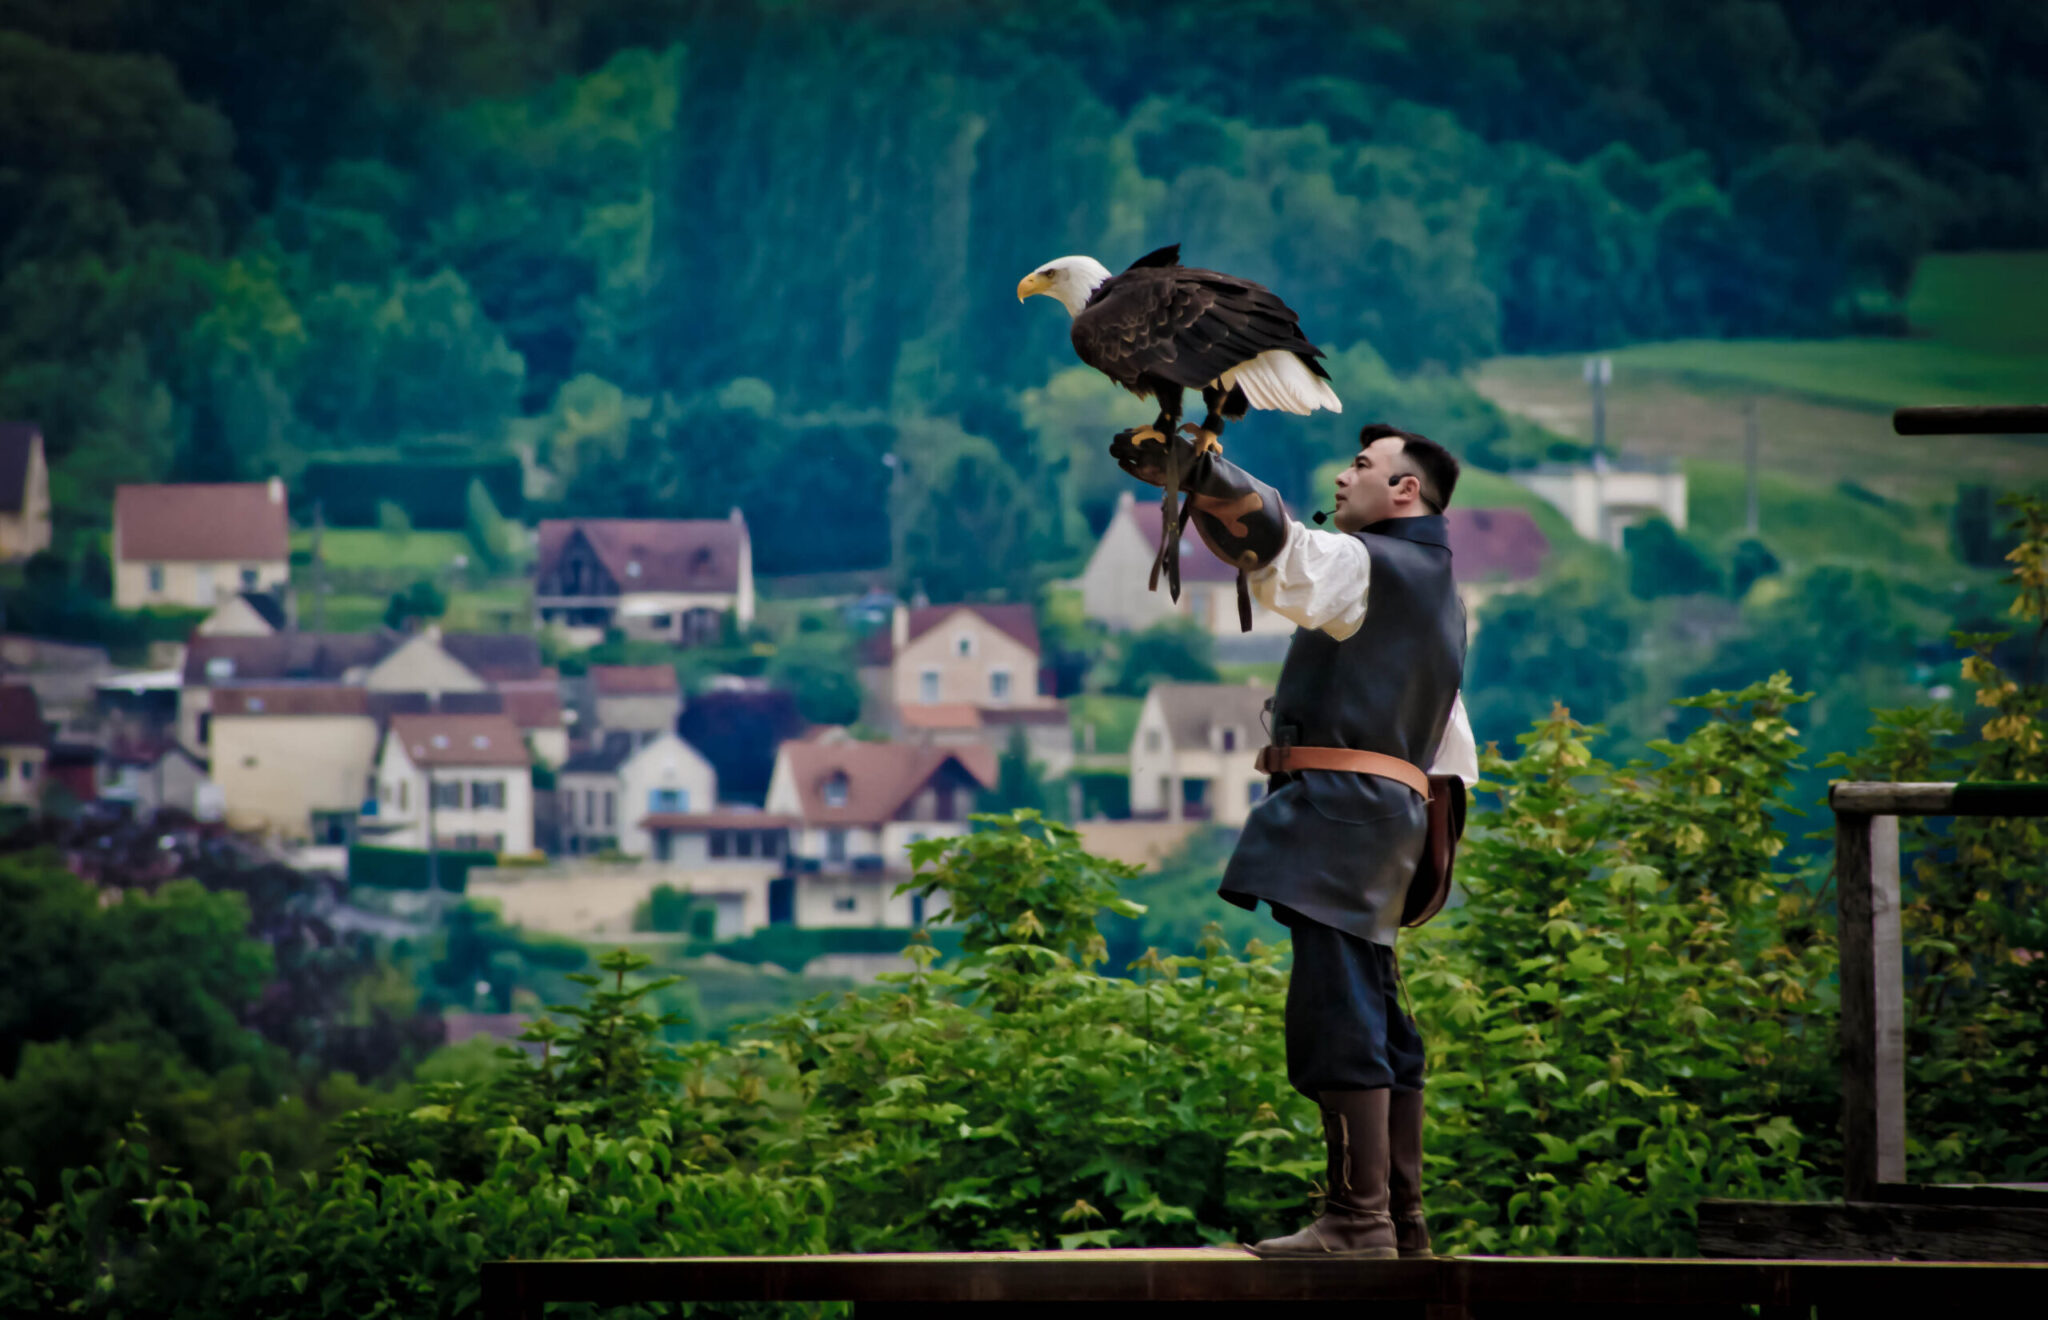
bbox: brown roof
[640,811,797,831]
[183,632,396,686]
[980,704,1071,727]
[536,516,746,595]
[0,423,40,512]
[497,680,565,731]
[114,482,290,563]
[865,603,1043,665]
[440,633,544,682]
[778,740,997,826]
[590,664,679,697]
[212,685,371,717]
[0,683,48,745]
[899,703,982,730]
[1448,508,1549,583]
[1125,501,1238,584]
[1150,682,1271,752]
[388,713,531,768]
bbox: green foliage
[346,844,493,893]
[1625,517,1722,599]
[633,884,710,938]
[382,577,447,631]
[375,498,412,537]
[978,727,1059,819]
[421,900,589,1014]
[1729,537,1781,597]
[1466,567,1641,750]
[1111,618,1220,696]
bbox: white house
[1512,458,1686,550]
[1129,682,1272,827]
[534,512,755,648]
[764,736,996,927]
[556,729,722,861]
[1079,491,1295,640]
[374,712,534,855]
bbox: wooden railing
[1830,781,2048,1200]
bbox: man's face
[1331,436,1421,533]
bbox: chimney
[890,603,909,651]
[267,475,284,505]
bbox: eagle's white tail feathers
[1222,350,1342,415]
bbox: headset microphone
[1311,510,1329,525]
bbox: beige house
[1079,491,1295,640]
[859,602,1072,775]
[764,735,995,926]
[589,664,682,739]
[534,512,755,648]
[113,479,291,610]
[0,683,50,807]
[373,713,534,855]
[209,686,379,843]
[0,423,53,563]
[178,633,393,749]
[1129,682,1272,826]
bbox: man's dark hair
[1359,423,1460,512]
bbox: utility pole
[1584,355,1613,547]
[312,498,327,632]
[1743,398,1762,538]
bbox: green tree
[1625,517,1723,598]
[382,577,446,630]
[1111,618,1220,696]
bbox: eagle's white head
[1016,255,1112,317]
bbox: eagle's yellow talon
[1194,429,1223,455]
[1128,427,1167,445]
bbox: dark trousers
[1276,906,1425,1100]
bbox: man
[1110,422,1477,1260]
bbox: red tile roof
[640,811,796,831]
[777,740,996,826]
[590,664,680,696]
[212,685,371,717]
[114,482,290,563]
[1448,508,1550,582]
[865,604,1043,665]
[496,680,565,731]
[388,713,531,768]
[536,517,747,596]
[0,683,48,745]
[182,632,396,686]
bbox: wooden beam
[1699,1197,2048,1261]
[1892,405,2048,435]
[1829,781,2048,816]
[1838,812,1906,1199]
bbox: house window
[240,566,259,590]
[954,633,973,658]
[1144,730,1162,752]
[489,833,504,853]
[918,670,939,703]
[833,894,859,913]
[431,780,463,809]
[0,759,10,781]
[762,831,782,858]
[21,761,34,781]
[470,780,505,810]
[710,830,729,858]
[584,789,596,825]
[736,831,754,858]
[989,669,1011,702]
[197,714,212,746]
[1221,728,1237,752]
[935,784,957,822]
[147,564,164,593]
[823,773,848,808]
[603,791,615,827]
[399,781,409,811]
[826,829,847,862]
[649,787,685,813]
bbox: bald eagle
[1016,244,1341,455]
[1018,244,1340,595]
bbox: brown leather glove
[1109,428,1292,572]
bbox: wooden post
[1838,812,1905,1199]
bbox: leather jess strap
[1254,745,1431,800]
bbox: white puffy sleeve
[1244,521,1371,639]
[1429,691,1479,786]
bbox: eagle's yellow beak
[1017,271,1053,302]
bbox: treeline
[2,0,2040,585]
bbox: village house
[209,685,379,843]
[534,512,755,648]
[587,664,682,741]
[763,736,996,927]
[112,479,291,611]
[0,683,50,808]
[859,602,1072,777]
[1078,490,1295,641]
[0,423,53,563]
[373,712,534,855]
[1445,506,1551,625]
[178,632,391,749]
[1129,682,1273,827]
[97,739,218,820]
[554,727,732,862]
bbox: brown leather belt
[1254,745,1431,800]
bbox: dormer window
[472,735,490,749]
[823,772,849,808]
[626,560,642,578]
[206,657,235,680]
[432,734,450,749]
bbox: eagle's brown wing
[1070,261,1330,394]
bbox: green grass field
[291,528,477,573]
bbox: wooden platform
[480,1247,2048,1317]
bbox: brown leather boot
[1248,1089,1397,1258]
[1388,1088,1432,1258]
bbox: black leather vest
[1219,515,1465,946]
